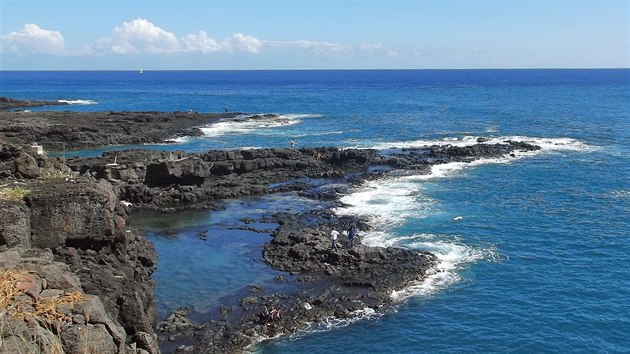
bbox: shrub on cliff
[0,186,31,202]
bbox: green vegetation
[0,186,31,202]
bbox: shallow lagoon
[130,193,332,320]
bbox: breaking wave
[200,113,321,138]
[58,99,98,105]
[357,135,595,154]
[334,136,584,300]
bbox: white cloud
[2,19,398,64]
[88,18,180,55]
[294,40,351,55]
[265,39,352,57]
[359,43,399,58]
[0,24,65,55]
[114,18,179,54]
[225,33,263,53]
[181,32,263,54]
[88,19,264,55]
[181,31,221,53]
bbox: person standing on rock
[290,138,295,149]
[330,228,339,252]
[346,224,356,248]
[270,305,281,322]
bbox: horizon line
[2,67,629,72]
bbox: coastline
[0,105,542,353]
[0,108,242,152]
[0,97,70,111]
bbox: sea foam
[336,175,487,299]
[57,99,98,105]
[391,235,500,300]
[200,113,320,138]
[334,139,557,300]
[361,135,594,154]
[288,307,380,341]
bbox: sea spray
[57,99,98,105]
[200,113,321,138]
[333,141,564,300]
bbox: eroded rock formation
[1,142,158,353]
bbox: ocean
[2,69,629,353]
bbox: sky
[0,0,628,70]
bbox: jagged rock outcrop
[263,213,435,290]
[0,248,127,354]
[65,141,539,213]
[0,142,159,353]
[66,147,375,210]
[0,203,31,248]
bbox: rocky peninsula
[0,109,243,151]
[0,106,541,353]
[0,97,70,111]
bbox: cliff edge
[1,141,159,353]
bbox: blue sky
[1,0,628,69]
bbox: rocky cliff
[1,142,158,353]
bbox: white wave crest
[245,307,379,353]
[392,235,499,300]
[169,136,190,143]
[58,99,98,105]
[337,178,432,231]
[336,156,515,233]
[335,155,515,301]
[610,189,630,199]
[200,113,317,138]
[278,113,323,120]
[290,307,380,340]
[361,135,594,153]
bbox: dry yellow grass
[1,268,91,354]
[0,269,32,317]
[0,269,87,323]
[34,293,87,323]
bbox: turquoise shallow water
[2,69,629,353]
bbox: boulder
[145,158,211,187]
[28,178,118,249]
[0,202,31,248]
[14,151,40,178]
[61,324,118,354]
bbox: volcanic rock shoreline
[0,108,243,151]
[0,108,542,353]
[0,97,70,111]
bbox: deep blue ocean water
[2,69,629,353]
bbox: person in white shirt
[330,228,339,252]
